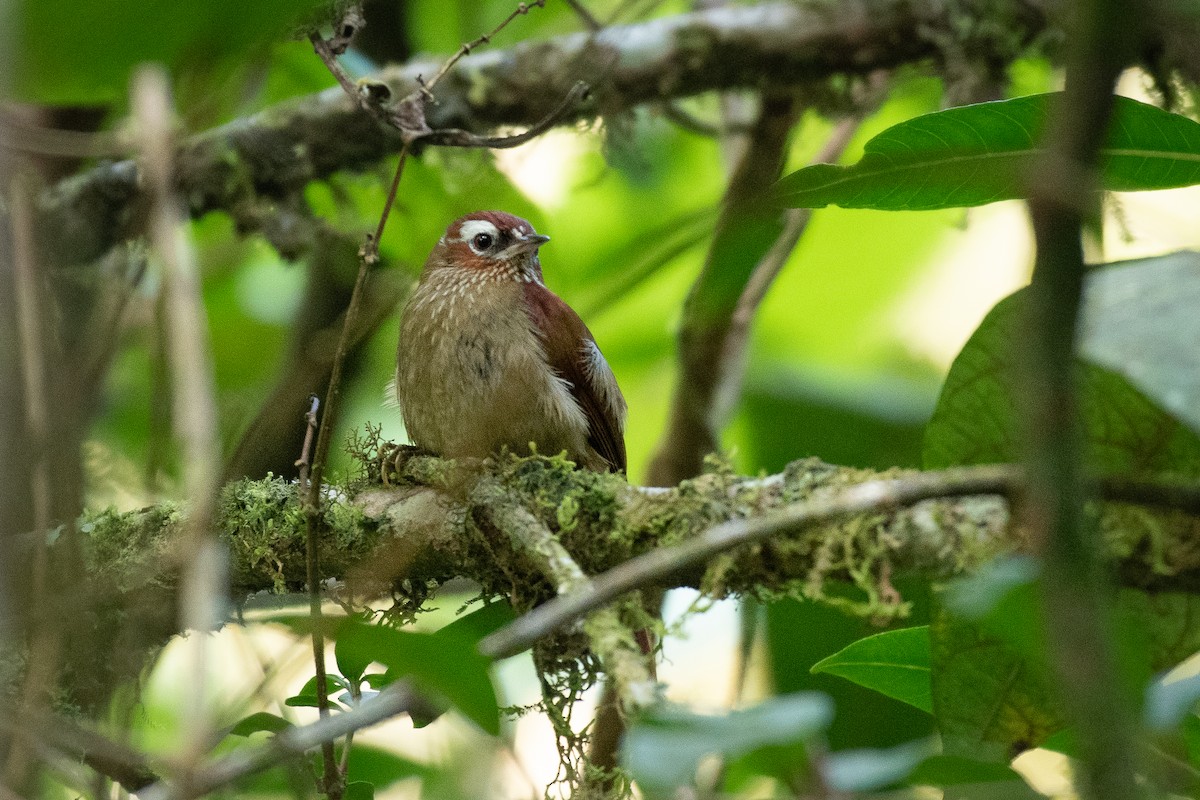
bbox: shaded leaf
[623,694,834,796]
[334,620,500,735]
[229,711,293,737]
[824,739,934,791]
[907,755,1028,786]
[811,627,932,713]
[924,255,1200,476]
[1079,251,1200,437]
[343,781,374,800]
[930,602,1059,761]
[777,94,1200,210]
[345,744,434,787]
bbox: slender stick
[132,64,226,776]
[1022,1,1146,798]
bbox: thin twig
[299,143,410,800]
[1022,1,1146,799]
[132,64,226,774]
[296,395,320,492]
[417,1,548,97]
[564,0,602,30]
[2,174,61,792]
[137,682,429,800]
[416,82,591,149]
[0,109,130,159]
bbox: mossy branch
[82,452,1200,609]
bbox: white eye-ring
[460,220,500,254]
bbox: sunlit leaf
[777,94,1200,210]
[812,627,932,713]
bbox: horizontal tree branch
[82,452,1200,615]
[37,0,1060,267]
[17,448,1200,718]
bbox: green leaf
[336,623,375,685]
[345,744,434,787]
[907,755,1028,787]
[824,739,935,791]
[334,620,500,735]
[1078,252,1200,437]
[776,94,1200,210]
[930,601,1059,761]
[622,694,834,795]
[811,627,933,713]
[229,711,293,737]
[285,675,347,708]
[924,255,1200,476]
[1146,670,1200,730]
[343,781,374,800]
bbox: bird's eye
[472,233,494,251]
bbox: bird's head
[429,210,550,284]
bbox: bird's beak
[502,233,550,258]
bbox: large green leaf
[776,94,1200,210]
[811,627,932,713]
[333,620,501,735]
[924,254,1200,475]
[1079,252,1200,437]
[622,695,834,797]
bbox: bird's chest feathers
[415,284,542,390]
[397,278,587,458]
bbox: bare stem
[418,1,548,96]
[1022,1,1146,798]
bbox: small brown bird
[395,211,627,472]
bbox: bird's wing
[521,283,628,472]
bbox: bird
[394,210,627,473]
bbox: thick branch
[82,454,1200,610]
[36,0,1057,268]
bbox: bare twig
[1,713,160,793]
[296,395,320,492]
[564,0,602,31]
[0,109,130,159]
[133,65,226,773]
[2,174,61,792]
[1022,1,1148,798]
[417,1,548,97]
[137,682,430,800]
[645,91,801,486]
[714,114,863,422]
[416,82,591,149]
